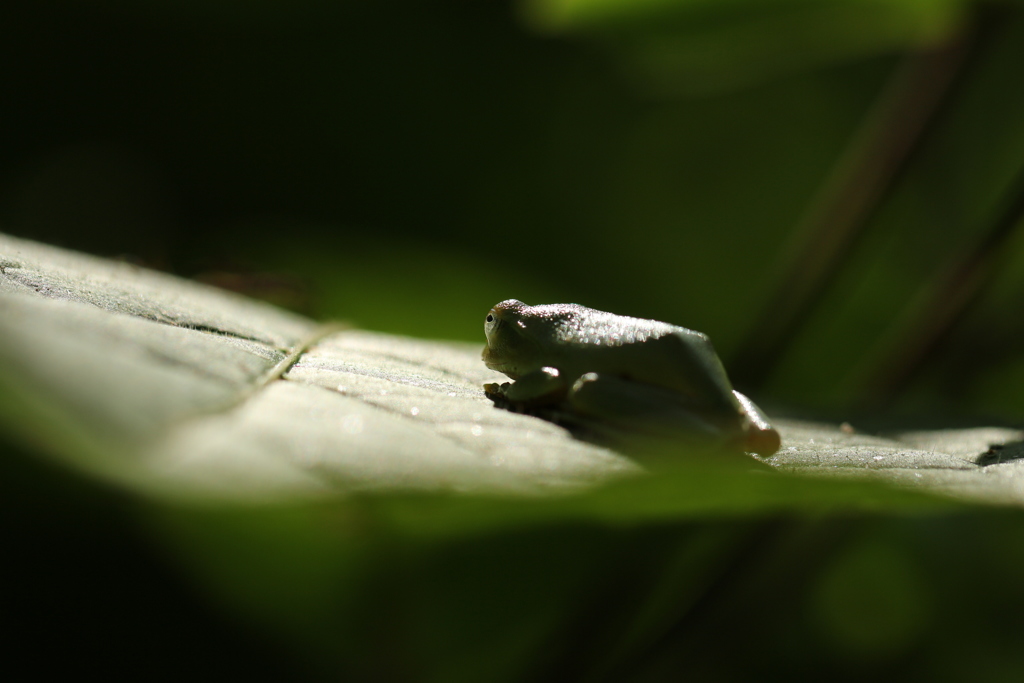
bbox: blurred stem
[859,162,1024,403]
[729,34,972,392]
[599,517,858,682]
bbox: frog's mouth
[482,317,523,378]
[481,344,506,374]
[481,338,517,378]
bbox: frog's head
[481,299,545,379]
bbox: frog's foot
[741,428,781,457]
[483,382,517,411]
[484,367,568,409]
[732,391,781,456]
[567,373,723,439]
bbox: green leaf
[521,0,968,93]
[0,233,639,500]
[6,233,1024,680]
[3,231,1021,508]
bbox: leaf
[0,232,638,501]
[768,419,1024,506]
[520,0,968,93]
[1,231,1022,509]
[7,233,1024,680]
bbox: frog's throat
[481,344,523,380]
[481,344,508,375]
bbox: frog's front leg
[484,366,569,407]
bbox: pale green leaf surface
[1,232,1021,508]
[0,233,636,500]
[0,233,315,348]
[769,419,1024,506]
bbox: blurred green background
[5,0,1024,680]
[6,0,1024,421]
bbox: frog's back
[533,304,738,412]
[536,304,678,349]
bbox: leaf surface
[0,233,635,500]
[1,232,1021,508]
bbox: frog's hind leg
[732,391,781,456]
[567,372,723,440]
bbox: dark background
[6,0,1024,422]
[5,2,1024,680]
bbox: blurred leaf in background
[7,0,1023,421]
[5,0,1024,681]
[522,0,967,94]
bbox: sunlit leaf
[5,233,1024,680]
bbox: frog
[481,299,780,455]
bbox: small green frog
[482,299,779,455]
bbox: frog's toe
[570,372,600,393]
[744,426,781,456]
[483,382,505,396]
